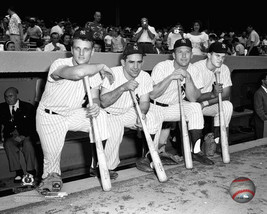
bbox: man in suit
[0,87,37,183]
[254,73,267,139]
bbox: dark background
[0,1,265,35]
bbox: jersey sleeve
[151,62,168,85]
[220,65,232,88]
[137,72,153,97]
[47,58,65,83]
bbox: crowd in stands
[0,9,267,56]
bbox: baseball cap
[73,28,93,41]
[173,38,192,49]
[122,43,145,58]
[208,42,228,53]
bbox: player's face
[71,39,94,65]
[173,46,192,68]
[121,54,143,79]
[209,52,226,68]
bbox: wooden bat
[130,91,168,182]
[177,79,193,169]
[215,72,230,164]
[83,76,112,191]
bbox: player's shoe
[90,167,118,180]
[37,172,63,195]
[192,151,214,165]
[136,157,154,172]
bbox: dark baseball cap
[122,43,145,58]
[73,28,93,41]
[173,38,192,49]
[208,42,228,53]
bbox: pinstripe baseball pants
[202,100,233,127]
[104,107,163,170]
[149,101,204,130]
[36,108,109,178]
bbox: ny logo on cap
[181,39,186,43]
[80,30,86,35]
[133,44,138,50]
[222,44,226,49]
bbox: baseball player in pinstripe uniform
[193,41,233,154]
[150,38,214,165]
[36,28,115,193]
[100,43,163,175]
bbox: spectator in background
[238,31,247,49]
[261,34,267,55]
[93,43,102,52]
[3,40,15,51]
[208,33,218,46]
[24,17,43,48]
[104,27,113,52]
[36,39,49,51]
[154,38,167,54]
[253,72,267,139]
[0,15,10,41]
[42,28,51,43]
[7,5,24,51]
[85,11,106,52]
[36,28,50,51]
[246,24,260,56]
[50,20,65,37]
[0,87,37,183]
[44,32,66,52]
[166,23,185,51]
[132,17,158,54]
[61,33,72,51]
[232,37,245,56]
[186,20,209,56]
[110,27,126,53]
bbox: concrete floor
[0,139,266,214]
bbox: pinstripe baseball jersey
[151,60,203,105]
[102,66,153,115]
[193,59,232,93]
[38,57,102,116]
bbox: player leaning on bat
[193,42,233,154]
[35,28,115,193]
[149,38,214,165]
[99,43,164,175]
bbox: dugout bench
[0,52,267,181]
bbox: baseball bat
[215,72,230,164]
[130,91,167,182]
[177,79,193,169]
[83,76,112,191]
